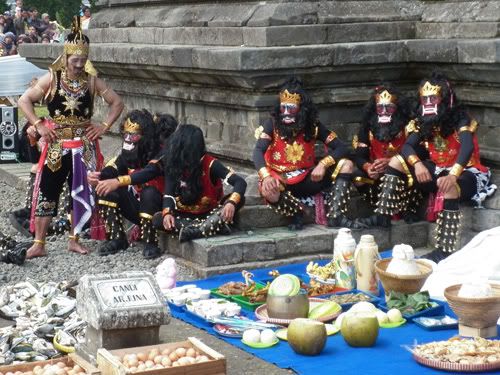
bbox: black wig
[120,109,157,169]
[416,71,470,139]
[164,124,206,205]
[271,77,318,142]
[361,84,412,142]
[154,113,178,146]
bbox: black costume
[152,124,247,243]
[98,111,177,259]
[253,77,361,229]
[375,73,496,262]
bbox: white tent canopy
[0,55,47,97]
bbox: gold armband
[258,167,271,181]
[162,207,173,217]
[319,156,335,168]
[33,118,43,128]
[102,121,111,130]
[407,155,421,167]
[449,164,464,177]
[227,192,241,205]
[117,175,131,186]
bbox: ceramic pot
[266,291,309,319]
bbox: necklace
[59,69,88,115]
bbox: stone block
[416,22,499,40]
[333,41,405,66]
[327,22,415,44]
[236,205,289,230]
[390,221,429,249]
[405,40,458,63]
[274,225,334,258]
[422,1,500,22]
[241,174,265,206]
[262,25,328,47]
[457,40,498,64]
[471,208,500,232]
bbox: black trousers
[99,186,161,225]
[285,169,333,198]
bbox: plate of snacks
[410,337,500,372]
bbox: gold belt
[55,126,87,140]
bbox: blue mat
[172,256,499,375]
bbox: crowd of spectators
[0,1,91,57]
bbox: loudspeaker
[0,106,19,163]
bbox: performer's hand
[372,158,390,174]
[414,162,432,183]
[221,203,235,223]
[37,124,57,143]
[86,123,107,142]
[163,214,175,230]
[367,167,380,180]
[27,125,38,139]
[311,163,326,182]
[437,174,458,194]
[87,171,101,187]
[261,176,280,196]
[96,178,120,196]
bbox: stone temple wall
[19,0,500,166]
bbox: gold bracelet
[33,239,46,245]
[258,167,271,181]
[68,234,79,242]
[407,155,421,167]
[117,175,131,186]
[33,118,43,128]
[319,156,335,168]
[449,164,464,177]
[102,121,111,130]
[227,192,241,205]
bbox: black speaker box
[0,106,20,163]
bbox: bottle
[333,228,357,290]
[354,234,380,295]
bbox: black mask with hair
[120,109,158,169]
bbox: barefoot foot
[68,240,90,255]
[26,244,47,259]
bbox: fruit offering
[307,261,338,281]
[0,362,87,375]
[118,346,211,371]
[328,292,373,305]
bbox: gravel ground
[0,181,197,286]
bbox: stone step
[416,22,500,40]
[88,21,416,48]
[160,221,429,269]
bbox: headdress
[375,90,397,105]
[49,16,96,76]
[279,89,301,105]
[123,118,142,134]
[419,81,441,97]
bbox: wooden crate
[96,337,226,375]
[0,353,100,375]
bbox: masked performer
[374,72,496,262]
[90,111,177,259]
[354,85,420,226]
[152,124,247,243]
[253,77,361,230]
[17,16,124,259]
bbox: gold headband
[64,40,89,57]
[376,90,396,105]
[279,89,301,105]
[419,81,441,97]
[124,118,141,133]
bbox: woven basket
[444,284,500,328]
[374,258,433,296]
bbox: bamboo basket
[374,258,433,296]
[444,284,500,328]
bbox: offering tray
[306,272,336,285]
[255,298,342,325]
[409,338,500,373]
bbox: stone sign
[93,277,160,310]
[76,271,170,364]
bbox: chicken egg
[169,352,178,362]
[161,357,172,367]
[161,348,171,356]
[153,355,162,365]
[175,347,186,357]
[136,352,147,362]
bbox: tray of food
[379,291,445,320]
[164,285,211,311]
[324,289,380,309]
[410,337,500,372]
[230,282,268,311]
[184,299,242,326]
[413,315,458,331]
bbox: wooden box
[0,353,100,375]
[96,337,226,375]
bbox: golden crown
[419,81,441,97]
[376,90,396,105]
[123,118,141,134]
[279,89,301,105]
[64,40,89,57]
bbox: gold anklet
[68,235,79,242]
[33,239,46,245]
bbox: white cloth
[422,226,500,300]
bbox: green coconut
[268,274,301,297]
[341,312,379,347]
[287,318,327,356]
